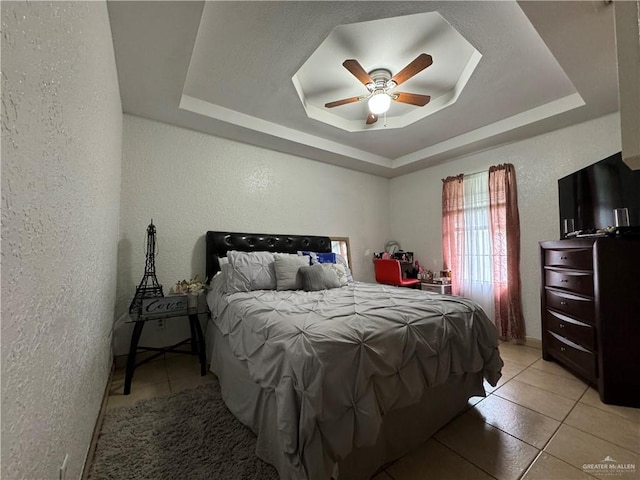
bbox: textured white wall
[114,115,390,354]
[1,2,122,479]
[389,113,621,341]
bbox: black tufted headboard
[205,231,332,282]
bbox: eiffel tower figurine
[129,220,164,314]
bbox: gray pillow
[297,264,341,292]
[274,253,309,290]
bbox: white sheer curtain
[460,172,495,322]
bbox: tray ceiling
[108,1,619,178]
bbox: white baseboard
[525,337,542,349]
[500,337,542,349]
[81,362,113,480]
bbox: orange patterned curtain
[488,164,525,341]
[442,175,464,296]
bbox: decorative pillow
[322,263,348,286]
[316,252,337,264]
[297,251,316,265]
[299,251,337,265]
[299,251,354,283]
[226,250,276,292]
[274,253,309,290]
[335,254,354,283]
[297,264,341,292]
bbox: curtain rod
[442,163,511,182]
[442,169,485,182]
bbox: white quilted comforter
[208,276,503,479]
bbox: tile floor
[106,343,639,480]
[106,352,217,411]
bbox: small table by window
[124,305,208,395]
[421,282,453,295]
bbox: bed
[204,231,503,480]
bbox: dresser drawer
[544,248,593,270]
[546,331,597,382]
[545,310,596,350]
[545,289,594,323]
[545,269,594,296]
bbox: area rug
[88,381,279,480]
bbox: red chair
[374,259,421,288]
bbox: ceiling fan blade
[394,92,431,106]
[324,96,362,108]
[390,54,433,86]
[366,113,378,125]
[343,59,374,86]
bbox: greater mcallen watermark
[583,456,637,477]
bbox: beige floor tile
[515,368,588,401]
[110,363,169,395]
[105,381,171,410]
[434,412,539,480]
[501,358,531,375]
[580,388,640,423]
[387,438,494,480]
[113,351,166,372]
[522,452,596,480]
[484,358,530,393]
[113,351,166,370]
[112,356,168,383]
[109,376,173,396]
[169,372,217,393]
[494,379,577,421]
[564,403,640,453]
[484,379,500,394]
[469,395,561,449]
[165,354,205,382]
[529,358,582,381]
[467,395,486,409]
[498,343,541,366]
[544,425,639,480]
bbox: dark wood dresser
[540,237,640,407]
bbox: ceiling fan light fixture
[368,92,391,114]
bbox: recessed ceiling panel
[108,1,618,177]
[292,12,480,131]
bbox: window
[442,164,525,340]
[453,171,495,320]
[331,237,351,270]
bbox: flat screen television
[558,152,640,238]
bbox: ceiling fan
[324,53,433,125]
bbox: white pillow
[296,252,314,268]
[322,263,348,286]
[335,254,354,283]
[274,253,309,290]
[226,250,276,292]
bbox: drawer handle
[559,323,565,329]
[560,279,569,283]
[560,347,566,352]
[560,256,568,260]
[560,301,568,305]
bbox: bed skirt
[206,318,486,480]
